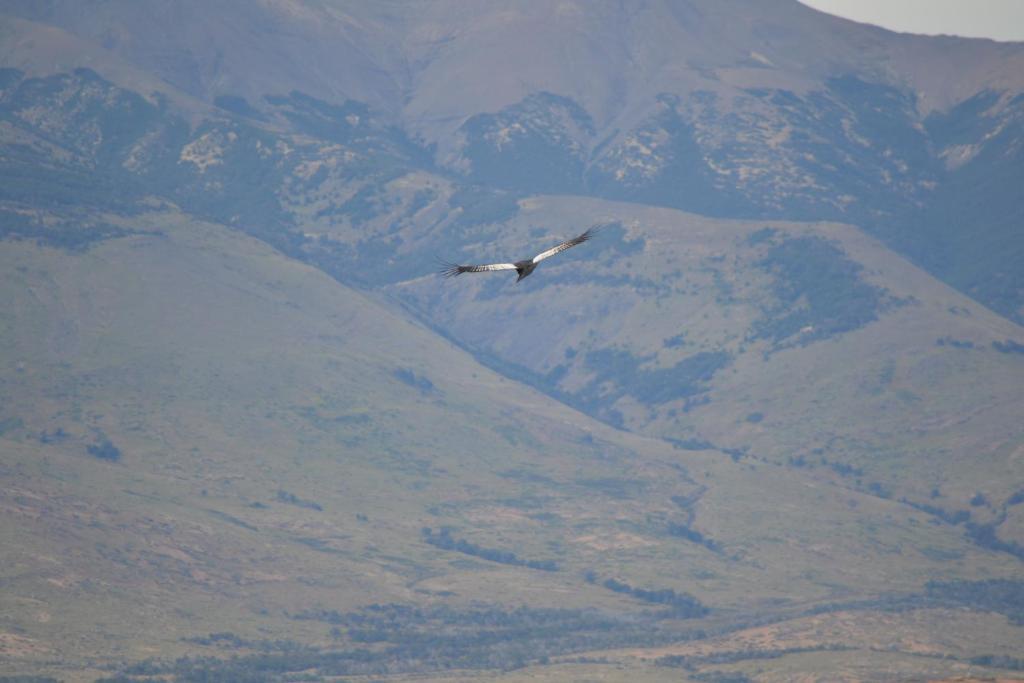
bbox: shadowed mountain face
[3,0,1023,321]
[2,2,1024,681]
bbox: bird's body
[441,227,596,282]
[512,260,537,282]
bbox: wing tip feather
[437,258,464,278]
[442,265,464,278]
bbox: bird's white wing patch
[531,228,594,264]
[440,261,517,277]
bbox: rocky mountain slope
[3,0,1023,321]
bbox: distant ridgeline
[454,82,1024,325]
[2,64,1022,322]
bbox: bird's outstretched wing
[439,261,517,278]
[531,227,596,264]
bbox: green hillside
[2,211,1021,681]
[392,196,1024,517]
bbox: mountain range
[1,1,1023,681]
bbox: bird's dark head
[515,261,537,282]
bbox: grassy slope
[391,195,1024,513]
[1,209,1022,681]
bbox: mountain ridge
[5,1,1024,135]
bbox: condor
[441,227,597,282]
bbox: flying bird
[440,227,597,282]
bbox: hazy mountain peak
[6,0,1023,134]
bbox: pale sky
[799,0,1024,42]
